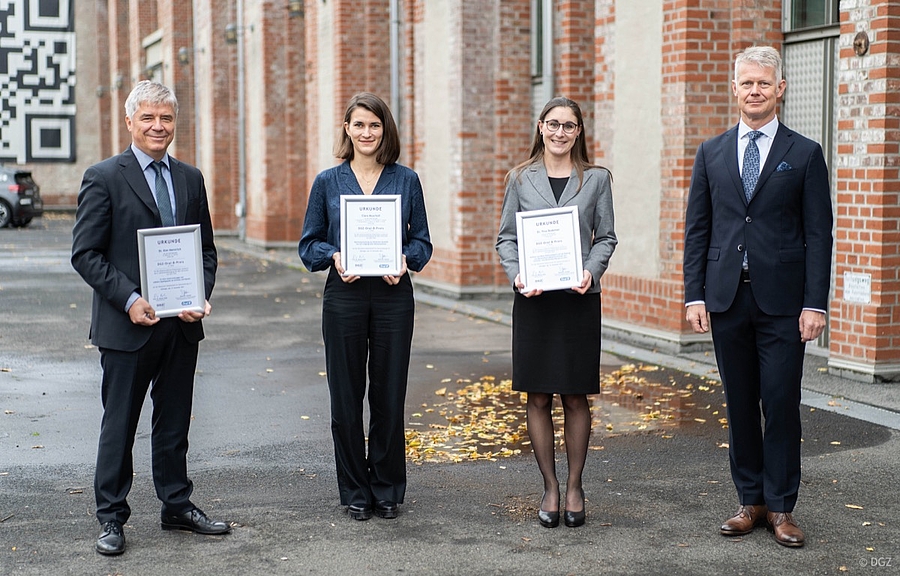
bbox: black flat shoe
[538,490,560,528]
[348,504,372,521]
[374,501,399,519]
[564,489,586,528]
[161,507,231,535]
[95,521,125,555]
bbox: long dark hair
[335,92,401,165]
[505,96,609,189]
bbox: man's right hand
[128,297,160,326]
[686,303,709,333]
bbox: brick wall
[87,0,900,380]
[830,0,900,378]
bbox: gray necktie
[151,161,175,227]
[741,131,763,202]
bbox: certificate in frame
[137,224,205,318]
[340,195,402,276]
[516,206,584,292]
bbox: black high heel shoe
[538,490,560,528]
[564,489,586,528]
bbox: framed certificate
[137,224,206,318]
[340,195,402,276]
[516,206,584,292]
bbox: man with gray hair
[72,80,229,555]
[683,46,833,548]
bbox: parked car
[0,165,43,228]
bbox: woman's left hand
[571,270,593,295]
[383,255,408,285]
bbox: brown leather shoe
[767,512,805,547]
[720,505,768,536]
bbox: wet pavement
[1,214,899,575]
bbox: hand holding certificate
[340,195,402,277]
[515,206,584,293]
[137,224,206,318]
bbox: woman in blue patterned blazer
[299,93,432,522]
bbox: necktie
[151,161,175,227]
[741,131,763,202]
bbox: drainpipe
[236,0,247,240]
[390,0,400,119]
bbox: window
[784,0,840,32]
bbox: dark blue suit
[72,147,217,524]
[683,122,832,512]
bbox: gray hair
[124,80,179,118]
[734,46,783,83]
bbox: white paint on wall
[612,2,663,278]
[317,2,338,172]
[418,0,453,251]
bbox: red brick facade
[830,0,900,379]
[84,0,900,381]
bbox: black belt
[740,269,751,283]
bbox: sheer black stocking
[526,392,559,512]
[561,393,591,512]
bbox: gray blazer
[496,163,617,294]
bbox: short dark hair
[335,92,401,165]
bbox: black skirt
[511,290,601,394]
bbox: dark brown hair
[335,92,401,165]
[505,96,609,188]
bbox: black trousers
[321,268,415,507]
[94,318,198,524]
[709,281,805,513]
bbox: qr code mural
[0,0,76,163]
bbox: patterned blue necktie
[741,131,763,202]
[151,161,175,227]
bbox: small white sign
[843,272,872,304]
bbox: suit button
[745,216,752,223]
[737,244,744,252]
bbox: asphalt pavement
[1,214,898,576]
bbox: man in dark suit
[72,80,229,555]
[683,47,833,548]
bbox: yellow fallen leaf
[845,504,864,510]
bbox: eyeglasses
[542,120,579,135]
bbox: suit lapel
[752,123,794,198]
[169,157,189,225]
[557,168,588,206]
[722,126,746,205]
[118,148,160,218]
[338,160,362,195]
[524,164,561,208]
[374,163,396,195]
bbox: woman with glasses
[496,97,617,528]
[299,92,432,521]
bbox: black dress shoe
[95,521,125,555]
[564,489,586,528]
[374,501,399,519]
[348,504,372,521]
[161,507,231,535]
[538,490,560,528]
